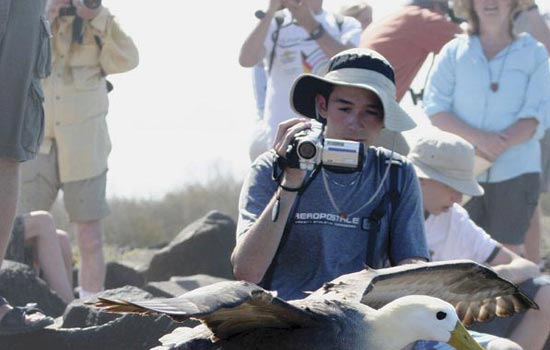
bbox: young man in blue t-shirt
[232,48,429,300]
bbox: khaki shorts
[19,144,110,222]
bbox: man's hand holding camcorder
[273,118,310,189]
[47,0,71,22]
[282,0,320,35]
[74,0,102,20]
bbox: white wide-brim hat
[290,48,417,133]
[408,129,484,197]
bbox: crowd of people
[0,0,137,335]
[0,0,549,348]
[236,0,550,349]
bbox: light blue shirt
[424,33,550,182]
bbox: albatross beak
[447,321,485,350]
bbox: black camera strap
[93,34,114,93]
[408,53,436,106]
[267,11,285,75]
[72,16,84,44]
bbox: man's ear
[315,94,328,121]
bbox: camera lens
[297,141,317,159]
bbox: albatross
[95,260,538,350]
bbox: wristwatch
[310,25,325,40]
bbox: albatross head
[375,295,484,350]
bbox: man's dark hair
[318,83,334,104]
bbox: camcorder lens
[297,141,317,160]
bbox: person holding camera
[232,48,429,301]
[240,0,362,161]
[18,0,138,299]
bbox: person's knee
[25,211,56,239]
[486,338,523,350]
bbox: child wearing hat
[409,129,550,350]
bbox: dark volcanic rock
[0,313,183,350]
[145,211,236,281]
[144,274,229,298]
[62,286,152,328]
[105,261,145,289]
[0,260,66,317]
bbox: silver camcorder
[286,121,362,171]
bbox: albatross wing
[95,280,319,340]
[356,260,536,326]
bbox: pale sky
[102,0,411,198]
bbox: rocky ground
[0,210,548,350]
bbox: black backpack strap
[375,148,403,215]
[364,149,403,266]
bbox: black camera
[59,0,102,17]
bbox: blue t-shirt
[236,147,429,300]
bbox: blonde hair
[453,0,522,36]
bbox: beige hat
[290,48,417,132]
[408,129,484,196]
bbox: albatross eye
[436,311,447,320]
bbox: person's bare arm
[231,118,311,283]
[431,112,508,161]
[285,0,354,58]
[489,245,540,284]
[238,0,282,67]
[501,117,539,147]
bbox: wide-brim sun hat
[408,129,484,197]
[453,0,529,19]
[289,48,417,133]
